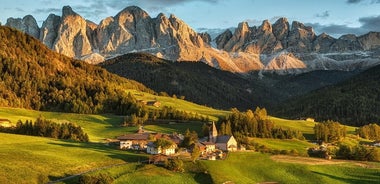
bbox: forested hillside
[275,64,380,126]
[0,26,151,114]
[101,53,256,110]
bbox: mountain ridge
[274,64,380,126]
[5,5,380,74]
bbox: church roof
[216,135,233,143]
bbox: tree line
[123,106,209,126]
[308,143,380,162]
[0,116,89,142]
[218,107,305,143]
[314,120,347,142]
[356,123,380,140]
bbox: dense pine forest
[275,64,380,126]
[218,107,305,143]
[0,26,151,115]
[101,53,255,110]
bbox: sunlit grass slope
[126,89,230,121]
[270,116,357,138]
[250,138,315,156]
[0,133,147,184]
[202,152,380,184]
[0,107,133,142]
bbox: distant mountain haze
[5,6,380,74]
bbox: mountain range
[6,6,380,74]
[4,5,380,126]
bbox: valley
[1,2,380,184]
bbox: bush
[165,158,184,172]
[78,173,114,184]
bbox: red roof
[117,133,150,140]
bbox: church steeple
[209,121,218,143]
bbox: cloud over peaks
[346,0,380,4]
[315,11,330,19]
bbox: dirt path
[48,163,128,184]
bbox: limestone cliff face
[96,6,153,56]
[5,6,380,74]
[215,29,233,49]
[39,14,61,48]
[6,15,40,38]
[53,6,94,58]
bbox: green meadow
[202,152,380,184]
[249,138,315,156]
[0,106,379,184]
[0,133,147,184]
[126,89,230,121]
[67,152,380,184]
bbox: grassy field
[0,133,148,184]
[202,152,380,184]
[0,107,135,142]
[126,89,230,121]
[1,106,376,184]
[2,133,378,184]
[0,107,207,142]
[72,163,212,184]
[81,152,380,184]
[270,116,357,139]
[249,138,316,156]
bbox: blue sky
[1,0,380,37]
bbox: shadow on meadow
[312,171,380,184]
[48,141,148,162]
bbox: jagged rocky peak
[272,17,289,41]
[339,34,357,41]
[291,21,311,31]
[259,20,272,32]
[198,32,211,44]
[62,5,77,17]
[287,21,316,52]
[222,21,252,52]
[116,5,151,22]
[313,33,335,52]
[53,5,93,58]
[215,29,233,49]
[39,14,61,48]
[238,21,250,33]
[168,14,183,30]
[358,32,380,50]
[98,16,114,28]
[156,13,166,19]
[6,15,40,38]
[86,20,98,30]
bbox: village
[116,122,242,161]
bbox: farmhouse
[0,119,11,127]
[117,127,183,154]
[147,101,161,107]
[202,142,216,153]
[373,141,380,147]
[117,133,151,150]
[146,141,177,155]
